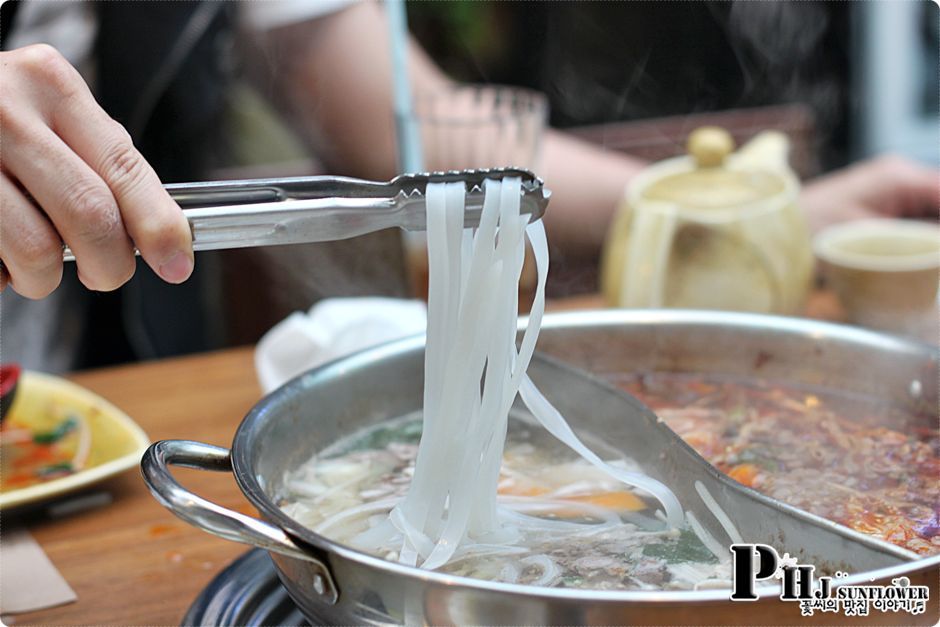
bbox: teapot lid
[640,127,789,210]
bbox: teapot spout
[733,131,793,174]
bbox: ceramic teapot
[601,127,813,314]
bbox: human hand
[801,155,939,234]
[0,44,193,299]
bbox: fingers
[0,174,64,298]
[805,154,940,231]
[0,44,193,299]
[873,155,940,218]
[51,85,193,283]
[3,119,137,291]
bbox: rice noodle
[521,554,562,587]
[313,498,399,535]
[71,414,92,470]
[449,544,530,563]
[285,480,326,500]
[288,472,365,504]
[499,561,521,584]
[518,377,684,527]
[498,496,622,529]
[694,480,743,545]
[685,510,728,564]
[669,561,729,588]
[329,179,716,577]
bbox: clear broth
[279,414,730,591]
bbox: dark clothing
[2,0,235,367]
[95,1,233,182]
[85,2,235,366]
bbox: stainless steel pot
[142,310,940,625]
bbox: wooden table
[9,347,262,626]
[7,293,850,626]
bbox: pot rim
[231,309,938,602]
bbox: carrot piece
[497,483,550,497]
[728,463,760,487]
[568,491,646,511]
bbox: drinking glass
[404,85,548,300]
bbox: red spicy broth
[606,372,939,556]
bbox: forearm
[540,131,646,258]
[246,2,449,180]
[248,2,645,259]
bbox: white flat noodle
[498,495,621,528]
[520,554,561,587]
[511,220,548,394]
[419,183,449,437]
[499,561,521,584]
[471,524,521,546]
[286,480,326,500]
[334,178,689,574]
[314,498,399,535]
[518,376,685,528]
[420,185,522,570]
[72,414,92,469]
[400,182,468,534]
[468,187,526,535]
[400,542,419,568]
[694,480,744,545]
[353,518,401,550]
[685,510,729,564]
[390,506,436,559]
[453,544,529,560]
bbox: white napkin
[255,297,427,393]
[0,527,77,615]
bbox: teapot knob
[688,126,735,168]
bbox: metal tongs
[62,168,549,261]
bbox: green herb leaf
[33,417,78,444]
[642,529,718,564]
[347,419,423,453]
[37,462,74,477]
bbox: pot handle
[141,439,338,604]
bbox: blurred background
[221,1,937,336]
[406,1,938,170]
[4,0,936,370]
[156,0,940,356]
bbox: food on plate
[0,363,21,421]
[0,372,148,500]
[1,402,92,491]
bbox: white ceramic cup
[814,219,940,340]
